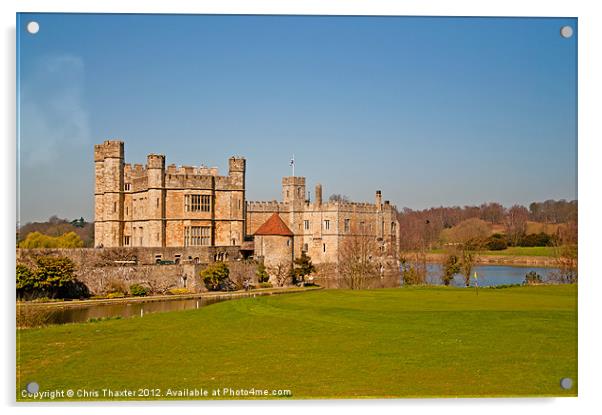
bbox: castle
[94,140,400,273]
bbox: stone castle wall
[17,248,258,295]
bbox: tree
[505,205,530,246]
[269,263,293,287]
[338,230,380,290]
[292,252,315,285]
[255,262,269,283]
[440,218,490,247]
[200,262,230,291]
[329,194,350,203]
[18,231,84,248]
[400,254,427,285]
[33,256,77,294]
[459,249,475,287]
[552,220,577,283]
[441,254,460,286]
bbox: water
[314,264,560,289]
[18,295,241,327]
[423,264,559,287]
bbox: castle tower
[228,157,247,244]
[282,176,306,205]
[253,213,294,275]
[147,154,165,247]
[94,140,124,247]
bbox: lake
[423,263,559,287]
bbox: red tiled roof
[254,213,294,236]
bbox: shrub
[524,271,543,285]
[167,288,191,295]
[258,282,272,289]
[200,262,230,291]
[517,232,553,247]
[105,292,125,299]
[441,254,460,286]
[485,234,508,251]
[256,263,270,283]
[16,264,34,299]
[129,283,149,297]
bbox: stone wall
[17,248,258,295]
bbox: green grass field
[17,285,577,400]
[429,246,555,257]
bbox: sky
[17,14,577,224]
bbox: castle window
[185,226,211,246]
[125,206,128,216]
[304,220,310,230]
[324,220,330,230]
[123,236,130,246]
[303,243,308,252]
[156,198,159,208]
[201,195,211,212]
[287,239,290,247]
[113,202,117,213]
[185,194,211,212]
[323,243,326,252]
[391,222,396,233]
[344,219,350,232]
[124,183,131,191]
[298,188,302,196]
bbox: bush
[485,234,508,251]
[167,288,191,295]
[258,282,272,288]
[517,232,554,247]
[17,255,82,300]
[524,271,543,285]
[129,283,149,297]
[105,292,125,299]
[200,262,231,291]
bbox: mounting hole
[26,381,39,394]
[560,377,573,390]
[560,25,573,39]
[26,21,40,34]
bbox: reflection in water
[19,296,227,327]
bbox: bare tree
[338,223,381,289]
[552,220,578,283]
[505,205,529,245]
[269,263,293,287]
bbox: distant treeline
[17,215,94,248]
[398,199,577,251]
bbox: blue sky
[17,14,577,224]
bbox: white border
[2,1,601,415]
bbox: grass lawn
[17,285,577,400]
[429,246,555,257]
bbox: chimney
[375,190,382,211]
[315,184,323,206]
